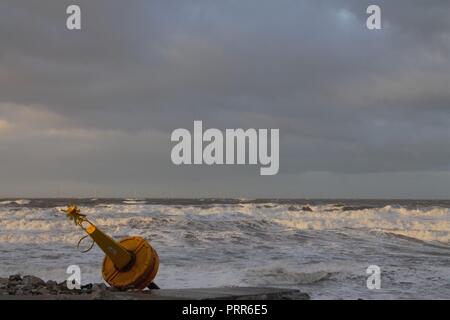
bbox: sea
[0,198,449,299]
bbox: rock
[23,275,45,287]
[8,274,22,282]
[56,286,71,294]
[0,278,7,291]
[302,206,313,212]
[3,275,116,297]
[81,283,93,290]
[91,289,114,300]
[92,283,108,292]
[55,281,73,293]
[37,287,50,295]
[22,289,33,296]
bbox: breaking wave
[0,202,449,244]
[0,199,449,299]
[0,199,31,205]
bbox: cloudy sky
[0,0,449,198]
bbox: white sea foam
[0,202,449,299]
[1,203,448,244]
[272,206,450,244]
[0,199,31,205]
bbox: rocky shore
[0,274,115,299]
[0,274,310,300]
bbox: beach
[0,274,309,300]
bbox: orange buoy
[61,205,159,290]
[102,236,159,290]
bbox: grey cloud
[0,0,449,197]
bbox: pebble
[23,275,45,287]
[0,274,114,297]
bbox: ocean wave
[245,266,331,286]
[0,201,449,299]
[0,203,448,245]
[123,200,147,205]
[0,199,31,206]
[271,204,450,244]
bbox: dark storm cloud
[0,0,449,197]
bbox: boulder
[37,287,50,295]
[0,278,8,290]
[8,274,22,282]
[23,275,45,287]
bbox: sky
[0,0,449,198]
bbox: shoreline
[0,275,310,300]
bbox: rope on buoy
[61,204,95,253]
[77,234,95,253]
